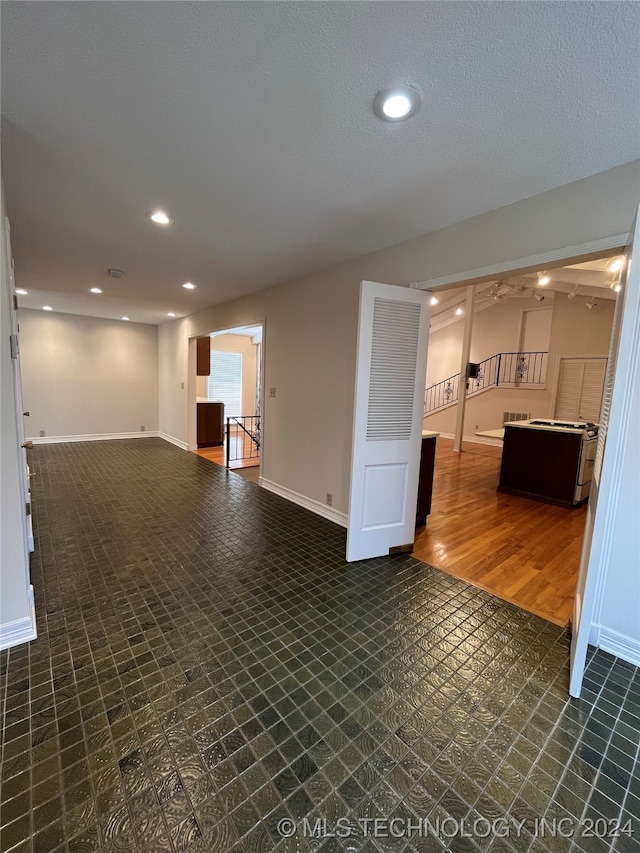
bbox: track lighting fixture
[534,292,545,303]
[537,271,550,286]
[585,297,598,310]
[607,256,625,274]
[567,285,579,300]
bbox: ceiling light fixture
[182,282,196,290]
[607,256,625,273]
[534,292,545,302]
[430,296,438,306]
[567,286,579,300]
[167,312,176,317]
[16,288,28,295]
[43,305,53,311]
[537,272,550,286]
[122,316,130,321]
[148,210,174,225]
[585,298,598,310]
[90,288,102,294]
[373,86,421,122]
[455,305,463,316]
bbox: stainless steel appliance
[498,419,599,507]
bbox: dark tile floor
[1,439,639,853]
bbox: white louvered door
[569,207,638,697]
[555,357,607,422]
[346,281,430,562]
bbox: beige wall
[158,161,639,515]
[20,309,159,439]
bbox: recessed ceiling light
[182,282,196,290]
[537,272,550,286]
[122,316,130,321]
[455,305,464,316]
[167,312,176,317]
[16,288,28,295]
[148,210,174,225]
[607,256,625,273]
[43,305,53,311]
[373,86,421,122]
[90,287,102,294]
[430,296,438,306]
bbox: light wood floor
[194,431,260,470]
[412,438,586,627]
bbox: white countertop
[475,428,505,440]
[421,430,440,438]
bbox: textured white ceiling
[2,1,639,324]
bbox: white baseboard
[159,433,189,451]
[0,585,37,651]
[29,431,160,444]
[597,626,640,668]
[260,478,348,528]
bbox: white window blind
[207,351,242,418]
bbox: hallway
[1,439,638,853]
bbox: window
[207,351,242,418]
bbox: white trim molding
[0,585,37,651]
[415,234,631,291]
[597,626,640,668]
[29,431,160,444]
[260,478,348,528]
[159,433,189,451]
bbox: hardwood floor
[412,438,586,626]
[194,430,260,470]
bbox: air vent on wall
[503,411,530,425]
[108,268,124,278]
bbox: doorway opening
[414,253,623,626]
[192,324,264,482]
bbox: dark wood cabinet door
[197,402,224,447]
[196,337,211,376]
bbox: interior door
[569,211,637,696]
[347,281,430,561]
[5,216,33,552]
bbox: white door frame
[415,229,634,695]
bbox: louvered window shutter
[594,290,626,486]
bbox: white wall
[19,309,159,439]
[159,161,638,516]
[1,180,35,648]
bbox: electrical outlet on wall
[270,387,277,398]
[140,426,146,432]
[326,493,333,506]
[39,429,46,437]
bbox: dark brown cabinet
[498,424,582,507]
[197,402,224,447]
[416,433,437,527]
[196,337,211,376]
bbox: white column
[453,286,476,452]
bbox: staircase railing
[424,351,548,415]
[226,415,260,466]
